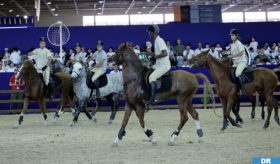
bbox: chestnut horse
[111,43,215,146]
[14,60,75,128]
[189,51,280,130]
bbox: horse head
[16,60,36,81]
[188,50,210,68]
[109,42,134,66]
[71,62,84,80]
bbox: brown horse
[14,60,75,128]
[189,51,280,130]
[111,43,215,146]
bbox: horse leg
[264,95,273,129]
[272,98,280,125]
[220,98,229,131]
[232,98,243,124]
[113,102,132,146]
[91,98,101,122]
[251,96,256,120]
[226,98,241,128]
[68,95,76,117]
[134,102,157,145]
[39,99,48,126]
[186,97,203,139]
[106,94,117,124]
[53,96,65,123]
[81,101,94,122]
[14,97,29,128]
[70,101,83,127]
[260,95,265,120]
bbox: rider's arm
[229,50,245,59]
[94,59,105,68]
[154,50,168,59]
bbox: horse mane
[207,53,231,70]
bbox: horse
[110,43,215,146]
[220,57,269,121]
[189,50,280,130]
[69,62,123,126]
[50,59,76,121]
[14,60,75,128]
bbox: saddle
[142,67,172,95]
[86,70,108,90]
[230,67,254,86]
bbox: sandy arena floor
[0,107,279,164]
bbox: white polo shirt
[230,40,247,64]
[32,48,52,70]
[10,51,21,65]
[183,49,195,60]
[154,36,170,68]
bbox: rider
[146,24,171,105]
[74,43,85,63]
[228,29,247,96]
[91,41,108,98]
[31,37,53,98]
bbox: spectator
[203,43,210,51]
[107,47,115,58]
[195,42,203,55]
[2,60,10,71]
[0,63,6,72]
[4,48,10,61]
[215,43,223,54]
[87,48,93,56]
[9,68,25,111]
[263,43,271,57]
[10,47,21,67]
[255,48,269,63]
[59,47,66,64]
[7,62,16,72]
[183,44,195,60]
[110,65,122,75]
[270,47,279,64]
[166,40,176,67]
[249,37,258,52]
[48,47,54,56]
[69,48,75,61]
[209,45,219,59]
[174,39,184,66]
[249,47,257,60]
[275,56,280,65]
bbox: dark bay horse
[111,43,215,146]
[14,60,74,128]
[189,51,280,130]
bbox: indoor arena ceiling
[0,0,279,17]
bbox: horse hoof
[151,140,157,146]
[92,117,97,123]
[13,124,20,129]
[69,121,77,127]
[168,141,175,146]
[44,120,48,126]
[197,129,204,137]
[112,142,119,147]
[108,119,113,124]
[198,139,204,143]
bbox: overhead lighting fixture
[99,1,103,3]
[98,7,102,9]
[23,15,28,19]
[142,6,146,9]
[9,9,13,12]
[54,13,58,16]
[47,2,51,5]
[51,8,56,11]
[16,15,20,17]
[258,8,262,11]
[147,0,151,2]
[230,4,234,7]
[138,11,142,14]
[97,12,101,15]
[0,3,4,6]
[273,3,277,6]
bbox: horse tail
[194,73,221,118]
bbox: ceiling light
[138,11,142,14]
[16,15,20,17]
[98,7,102,9]
[230,4,234,7]
[9,9,13,12]
[142,6,146,9]
[23,15,28,19]
[258,8,262,11]
[97,12,101,15]
[147,0,151,2]
[51,8,55,11]
[54,13,58,16]
[99,1,103,3]
[273,3,277,6]
[0,3,4,6]
[47,2,51,5]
